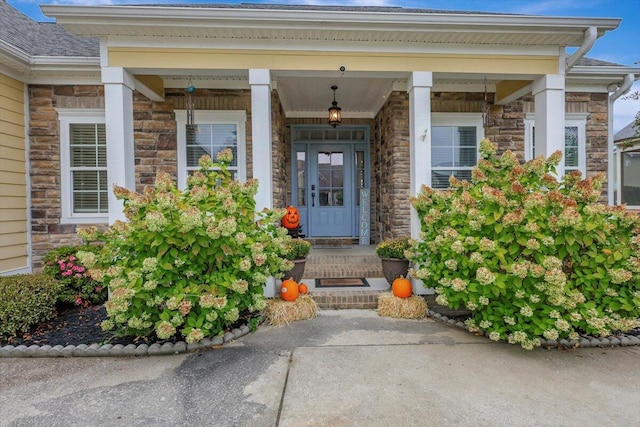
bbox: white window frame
[430,113,484,188]
[57,109,108,224]
[524,112,588,176]
[176,110,247,190]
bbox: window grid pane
[431,125,477,189]
[69,123,107,214]
[186,124,238,167]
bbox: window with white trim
[176,110,247,189]
[431,113,484,189]
[524,113,588,176]
[58,109,108,224]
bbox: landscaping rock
[173,341,187,353]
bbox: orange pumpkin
[281,278,299,301]
[282,206,300,229]
[392,276,412,298]
[298,283,309,295]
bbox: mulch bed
[0,305,259,348]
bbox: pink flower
[75,297,83,305]
[62,270,72,277]
[77,266,85,273]
[69,256,76,262]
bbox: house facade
[1,2,639,274]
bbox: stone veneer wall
[374,91,411,241]
[29,85,105,269]
[132,92,177,189]
[271,90,287,208]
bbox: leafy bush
[77,149,292,343]
[43,245,106,307]
[409,139,640,349]
[0,273,62,339]
[283,238,311,260]
[375,237,412,259]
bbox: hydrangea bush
[77,149,292,343]
[409,139,640,349]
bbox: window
[58,109,108,224]
[524,113,587,176]
[430,113,483,189]
[619,147,640,207]
[176,110,246,189]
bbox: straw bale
[263,295,318,326]
[377,292,427,319]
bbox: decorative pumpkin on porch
[282,206,301,230]
[280,278,299,301]
[391,276,412,298]
[298,283,309,295]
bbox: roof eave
[41,5,621,39]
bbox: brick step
[310,290,383,309]
[305,254,381,265]
[303,262,384,279]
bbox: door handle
[311,192,315,207]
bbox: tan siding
[0,232,28,247]
[1,141,26,161]
[0,170,27,185]
[1,196,27,209]
[0,256,28,273]
[0,73,28,274]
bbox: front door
[308,145,352,236]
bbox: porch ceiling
[156,69,522,118]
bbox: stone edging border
[0,324,252,358]
[428,309,640,348]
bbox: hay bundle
[263,295,318,326]
[377,292,427,319]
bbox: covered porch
[41,3,621,245]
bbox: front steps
[302,245,384,279]
[310,289,381,310]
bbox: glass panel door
[309,145,352,236]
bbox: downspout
[566,26,597,70]
[607,73,635,205]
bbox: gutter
[607,73,636,205]
[566,26,597,70]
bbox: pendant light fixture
[328,85,342,128]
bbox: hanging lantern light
[328,85,342,128]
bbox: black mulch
[0,305,259,348]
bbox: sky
[7,0,640,132]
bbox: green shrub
[283,238,311,260]
[43,245,106,307]
[409,139,640,350]
[0,273,62,339]
[77,149,292,343]
[375,237,412,259]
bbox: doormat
[312,245,353,249]
[315,278,370,288]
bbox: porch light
[328,85,342,128]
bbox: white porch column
[408,71,432,295]
[532,74,566,177]
[102,67,135,224]
[408,71,433,239]
[249,69,273,211]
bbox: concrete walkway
[1,310,639,427]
